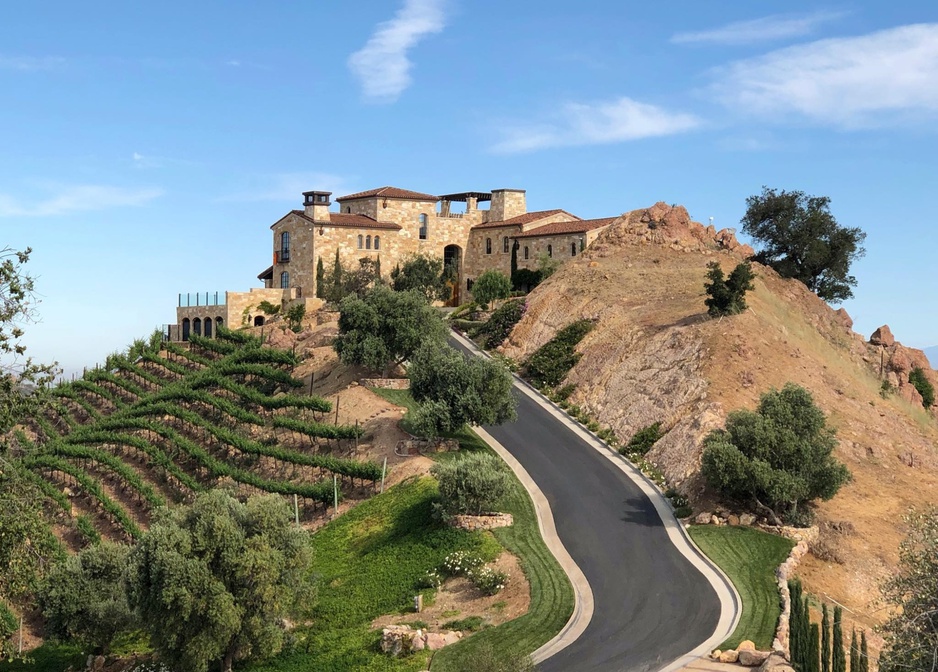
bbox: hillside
[500,202,938,628]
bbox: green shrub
[554,383,576,402]
[442,616,487,632]
[431,452,510,516]
[471,567,509,596]
[909,367,935,409]
[75,514,101,545]
[257,300,280,316]
[472,270,512,309]
[705,261,756,317]
[624,422,663,456]
[476,299,526,349]
[285,304,306,333]
[525,319,594,388]
[511,268,542,292]
[441,550,485,577]
[0,600,16,644]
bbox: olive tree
[471,270,512,309]
[701,383,850,525]
[431,452,511,516]
[390,253,449,302]
[126,491,313,672]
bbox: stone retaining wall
[363,378,410,390]
[449,513,514,532]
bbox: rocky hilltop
[500,202,938,627]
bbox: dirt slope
[500,202,938,628]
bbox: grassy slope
[370,388,574,670]
[688,525,794,650]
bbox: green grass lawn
[687,525,794,650]
[371,387,574,671]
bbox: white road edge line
[452,329,741,670]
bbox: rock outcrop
[380,625,462,656]
[865,324,937,412]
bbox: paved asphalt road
[454,342,722,671]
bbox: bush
[285,304,306,333]
[624,422,663,456]
[909,367,935,409]
[553,383,576,402]
[442,616,487,632]
[476,298,526,349]
[525,319,594,388]
[472,270,512,309]
[471,566,509,596]
[257,300,281,316]
[511,268,542,292]
[431,452,510,516]
[705,261,756,317]
[0,600,17,658]
[441,550,485,577]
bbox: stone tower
[303,191,331,220]
[489,189,526,222]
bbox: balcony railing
[178,291,226,308]
[275,249,291,263]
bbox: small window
[366,235,372,250]
[571,242,577,256]
[524,246,529,260]
[419,214,428,240]
[485,238,492,255]
[547,244,552,258]
[467,279,474,291]
[374,235,380,250]
[503,237,509,253]
[358,235,364,249]
[280,271,289,289]
[345,206,351,213]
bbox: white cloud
[347,0,446,103]
[0,184,163,217]
[0,55,65,71]
[671,11,845,46]
[491,97,701,153]
[221,172,350,203]
[710,23,938,127]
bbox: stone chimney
[303,191,332,220]
[489,189,526,222]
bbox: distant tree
[701,383,851,525]
[285,303,306,333]
[741,187,866,302]
[822,604,832,672]
[126,491,313,672]
[471,270,512,309]
[343,257,381,297]
[375,254,381,279]
[390,253,448,302]
[510,241,518,283]
[330,248,343,302]
[810,623,822,672]
[908,367,935,409]
[536,251,560,280]
[704,261,756,317]
[316,256,326,299]
[431,452,511,517]
[334,285,446,377]
[1,247,56,437]
[40,542,134,654]
[878,507,938,672]
[859,632,868,672]
[407,342,516,438]
[848,629,858,672]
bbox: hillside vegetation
[499,201,938,628]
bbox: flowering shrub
[471,567,509,596]
[417,568,443,589]
[441,550,484,577]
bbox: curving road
[452,335,735,672]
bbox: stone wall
[362,378,410,389]
[464,225,519,281]
[225,287,295,328]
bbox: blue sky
[2,1,936,376]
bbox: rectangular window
[503,237,509,253]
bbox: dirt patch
[372,551,531,632]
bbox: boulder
[870,325,895,347]
[740,513,756,526]
[727,514,740,526]
[380,625,413,657]
[759,652,796,672]
[425,631,462,650]
[739,649,771,667]
[835,308,853,329]
[695,512,712,525]
[737,640,756,652]
[720,650,739,663]
[711,650,722,660]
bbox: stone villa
[168,186,616,340]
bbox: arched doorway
[443,244,462,307]
[182,318,190,341]
[254,315,265,327]
[193,317,202,337]
[204,317,213,338]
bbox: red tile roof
[513,217,618,239]
[257,265,273,280]
[287,210,403,230]
[472,209,579,230]
[336,186,439,202]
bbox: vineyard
[10,326,382,547]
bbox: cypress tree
[331,248,342,300]
[510,240,518,287]
[375,255,381,280]
[859,631,868,672]
[802,595,812,672]
[832,606,846,672]
[809,623,821,672]
[848,630,858,672]
[316,256,325,298]
[790,579,803,669]
[821,604,832,672]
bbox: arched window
[374,235,380,250]
[503,237,509,253]
[182,318,191,341]
[193,317,202,337]
[216,317,224,329]
[485,238,492,255]
[280,271,290,288]
[204,317,213,338]
[547,244,553,257]
[254,315,265,327]
[345,206,351,213]
[358,235,364,249]
[366,235,372,250]
[571,242,577,256]
[524,246,529,260]
[280,231,290,262]
[419,214,428,240]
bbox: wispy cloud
[0,184,163,217]
[710,23,938,127]
[220,172,350,203]
[671,11,846,46]
[347,0,446,103]
[491,97,701,153]
[0,55,66,71]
